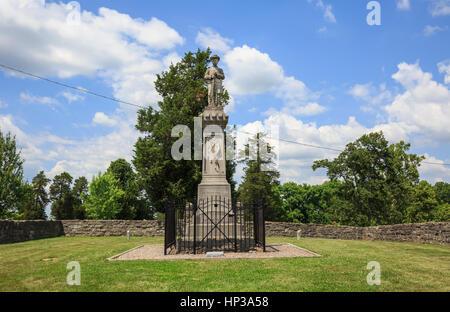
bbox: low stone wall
[1,220,448,245]
[361,222,450,245]
[61,220,164,237]
[266,221,450,245]
[0,220,64,244]
[266,222,364,241]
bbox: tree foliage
[313,132,424,226]
[72,176,88,219]
[238,132,281,221]
[0,130,25,219]
[406,181,439,223]
[19,171,50,220]
[277,181,342,224]
[433,182,450,205]
[50,172,75,220]
[107,158,150,219]
[82,172,125,220]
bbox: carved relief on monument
[204,132,225,175]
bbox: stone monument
[197,54,231,204]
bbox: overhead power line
[236,130,343,152]
[1,63,449,167]
[237,130,450,166]
[0,63,145,109]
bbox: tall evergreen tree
[19,171,50,220]
[50,172,74,220]
[72,176,88,219]
[238,132,281,221]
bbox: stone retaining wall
[265,221,450,245]
[61,220,164,237]
[1,220,448,245]
[0,220,64,244]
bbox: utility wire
[236,130,343,152]
[0,63,146,109]
[1,63,449,167]
[237,129,450,166]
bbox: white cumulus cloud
[59,91,84,103]
[348,83,392,110]
[423,25,446,36]
[385,62,450,141]
[430,0,450,16]
[196,28,234,53]
[307,0,337,23]
[20,92,60,108]
[438,60,450,84]
[397,0,411,10]
[0,0,184,107]
[224,45,284,95]
[239,111,449,184]
[92,112,117,127]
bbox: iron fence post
[234,201,238,252]
[193,202,197,255]
[261,198,266,252]
[164,204,168,255]
[253,201,258,247]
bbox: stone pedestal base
[197,105,231,221]
[197,182,231,203]
[197,180,232,224]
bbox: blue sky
[0,0,449,187]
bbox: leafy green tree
[107,158,145,219]
[433,182,450,205]
[325,194,355,225]
[313,132,424,226]
[277,180,343,224]
[277,182,308,223]
[50,172,75,220]
[432,203,450,222]
[19,171,50,220]
[82,172,125,220]
[72,176,88,219]
[406,181,439,223]
[133,49,234,212]
[306,181,343,224]
[238,132,281,221]
[0,130,25,219]
[17,183,34,220]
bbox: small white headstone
[297,230,302,240]
[206,251,224,257]
[127,230,130,240]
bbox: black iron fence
[164,196,265,255]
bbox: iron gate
[164,196,265,255]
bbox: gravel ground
[107,243,321,261]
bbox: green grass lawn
[0,236,448,292]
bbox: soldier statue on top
[204,54,225,108]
